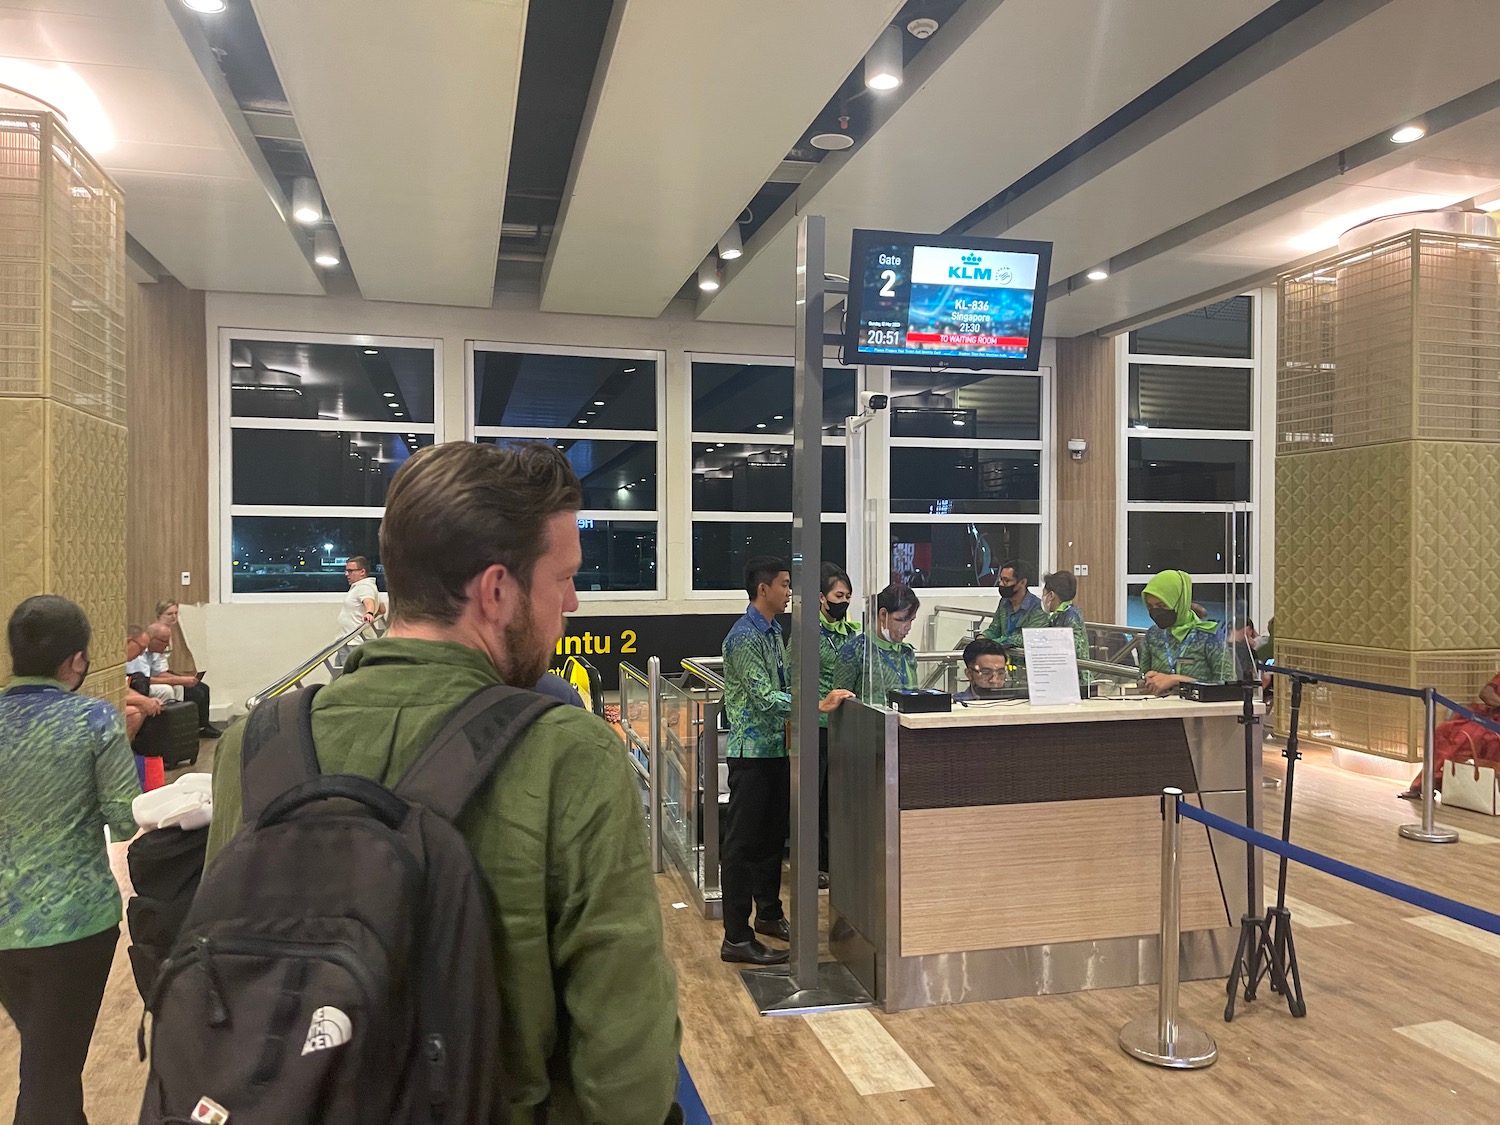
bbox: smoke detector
[810,115,855,152]
[907,16,939,38]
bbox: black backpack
[138,683,558,1125]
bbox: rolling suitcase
[133,700,200,770]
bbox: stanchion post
[1119,788,1217,1069]
[1399,687,1459,845]
[647,655,664,873]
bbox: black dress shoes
[720,937,788,965]
[754,916,791,943]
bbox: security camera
[860,392,889,411]
[1068,437,1087,461]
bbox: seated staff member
[817,562,858,884]
[720,556,852,967]
[1138,570,1233,695]
[982,559,1046,686]
[1041,570,1091,694]
[834,584,920,703]
[955,636,1008,702]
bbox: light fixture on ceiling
[593,400,605,406]
[383,391,395,397]
[313,229,341,268]
[1390,122,1426,144]
[718,223,743,261]
[387,402,399,409]
[579,418,590,425]
[1086,267,1109,281]
[698,256,720,292]
[394,412,404,417]
[810,115,855,152]
[291,177,322,224]
[363,348,378,355]
[181,0,227,13]
[865,26,904,91]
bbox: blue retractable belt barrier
[1434,693,1500,740]
[677,1057,712,1124]
[1261,664,1425,699]
[1177,802,1500,937]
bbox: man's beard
[497,598,552,689]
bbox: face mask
[1148,607,1178,631]
[72,657,91,691]
[879,626,892,643]
[997,584,1015,598]
[824,600,850,622]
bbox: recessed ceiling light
[1086,267,1109,281]
[364,348,378,355]
[772,414,784,420]
[756,422,767,429]
[387,402,398,408]
[394,412,404,418]
[383,391,395,397]
[579,419,589,425]
[952,419,965,426]
[1391,123,1425,144]
[182,0,226,12]
[593,400,605,406]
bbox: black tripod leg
[1262,907,1292,1000]
[1281,915,1307,1018]
[1225,919,1252,1021]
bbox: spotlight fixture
[593,400,605,406]
[291,177,322,224]
[363,348,378,355]
[383,391,395,397]
[1390,123,1425,144]
[313,229,341,267]
[698,256,720,292]
[579,418,590,425]
[181,0,227,12]
[865,26,903,91]
[718,223,743,261]
[1086,267,1109,281]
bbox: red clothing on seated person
[1414,671,1500,792]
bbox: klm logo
[949,252,991,281]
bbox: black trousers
[0,926,119,1125]
[818,727,830,874]
[721,756,788,943]
[180,680,211,731]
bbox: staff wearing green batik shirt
[982,559,1047,687]
[1139,569,1234,695]
[835,585,920,704]
[817,562,858,884]
[1041,570,1091,695]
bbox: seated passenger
[1139,570,1233,695]
[835,585,920,703]
[123,625,163,740]
[145,622,217,739]
[1401,670,1500,798]
[956,636,1008,702]
[125,624,172,704]
[1042,570,1091,693]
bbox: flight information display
[845,229,1052,370]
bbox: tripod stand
[1225,674,1307,1021]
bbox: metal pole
[1120,788,1217,1069]
[1399,686,1459,844]
[788,213,826,989]
[647,656,663,873]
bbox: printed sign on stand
[1022,628,1083,706]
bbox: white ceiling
[0,0,321,295]
[539,0,906,319]
[697,0,1279,327]
[250,0,528,308]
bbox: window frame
[217,328,443,604]
[465,340,667,601]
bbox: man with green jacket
[208,442,682,1125]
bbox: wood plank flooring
[4,744,1500,1123]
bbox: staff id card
[1022,628,1083,706]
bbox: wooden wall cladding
[1054,336,1117,617]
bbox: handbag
[1442,758,1500,816]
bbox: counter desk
[826,695,1264,1012]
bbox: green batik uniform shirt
[833,631,918,704]
[1045,602,1093,689]
[0,679,140,950]
[723,605,791,758]
[207,639,682,1125]
[1141,626,1235,682]
[818,614,860,728]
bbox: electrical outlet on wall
[181,571,191,586]
[1073,564,1089,577]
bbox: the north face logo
[301,1006,353,1056]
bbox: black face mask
[1148,606,1178,631]
[824,600,850,622]
[72,657,91,692]
[997,583,1015,599]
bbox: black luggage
[125,826,209,1002]
[134,700,200,769]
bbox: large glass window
[891,521,1040,589]
[472,344,662,596]
[1121,294,1259,627]
[689,357,853,591]
[225,334,440,596]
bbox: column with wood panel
[1054,335,1118,622]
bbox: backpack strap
[394,684,560,821]
[240,686,322,826]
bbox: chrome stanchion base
[1398,823,1460,844]
[1118,1014,1218,1069]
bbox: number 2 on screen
[621,630,637,654]
[879,269,897,297]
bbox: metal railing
[245,618,386,711]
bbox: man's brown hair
[380,442,582,625]
[346,556,371,575]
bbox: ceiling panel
[251,0,528,308]
[539,0,905,318]
[698,0,1277,326]
[982,0,1500,300]
[0,0,322,295]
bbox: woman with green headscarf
[1139,570,1234,695]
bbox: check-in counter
[827,696,1262,1012]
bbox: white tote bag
[1443,759,1500,816]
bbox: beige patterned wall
[1277,230,1500,761]
[0,110,126,706]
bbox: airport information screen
[846,230,1052,369]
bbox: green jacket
[833,632,918,704]
[818,614,860,728]
[722,605,791,758]
[207,639,681,1125]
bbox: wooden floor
[5,743,1500,1124]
